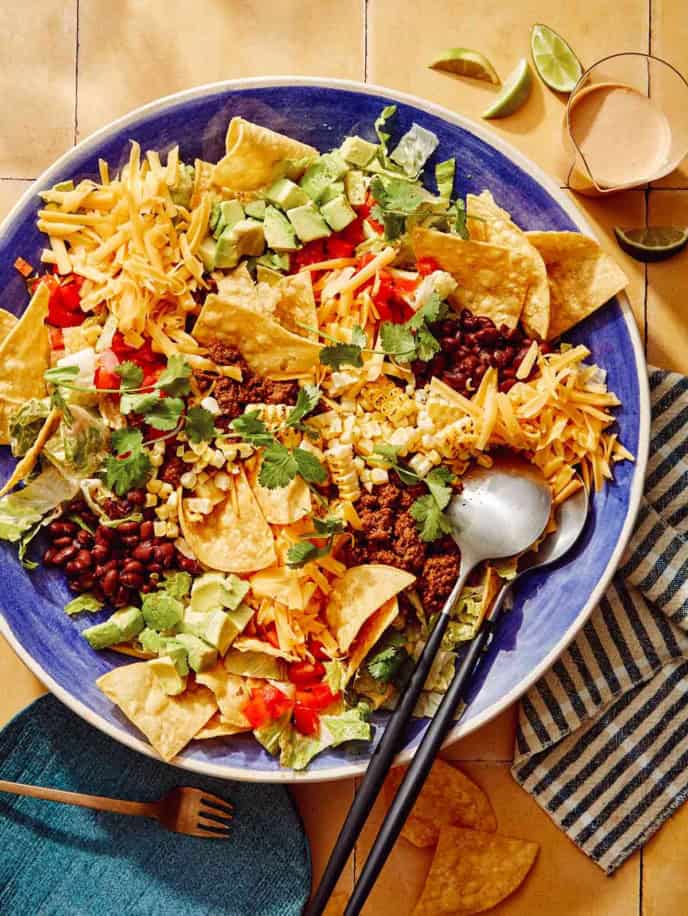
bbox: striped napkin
[512,368,688,874]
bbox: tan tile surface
[642,795,688,916]
[646,191,688,371]
[443,705,517,761]
[651,0,688,188]
[368,0,648,184]
[0,180,34,218]
[0,4,75,177]
[77,0,364,140]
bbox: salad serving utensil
[309,455,554,915]
[0,780,233,839]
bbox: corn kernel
[357,438,374,456]
[167,491,179,510]
[182,450,197,463]
[197,471,210,486]
[159,482,173,498]
[153,521,167,538]
[145,493,158,508]
[147,479,162,494]
[165,522,180,539]
[370,467,389,485]
[150,453,163,468]
[180,472,197,489]
[208,449,225,469]
[214,472,231,491]
[155,505,170,520]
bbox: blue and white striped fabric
[512,368,688,874]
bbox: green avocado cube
[257,251,290,272]
[320,194,357,232]
[170,163,195,208]
[287,203,331,243]
[215,219,265,269]
[244,199,266,220]
[299,152,349,202]
[148,656,187,696]
[182,609,235,656]
[340,136,378,168]
[264,205,299,251]
[344,169,367,207]
[53,179,75,193]
[110,607,145,641]
[213,199,244,240]
[82,620,122,651]
[265,178,310,210]
[319,181,346,205]
[141,593,184,631]
[157,638,190,677]
[198,236,217,271]
[174,633,218,673]
[139,627,164,654]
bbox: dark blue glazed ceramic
[0,80,649,782]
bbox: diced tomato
[293,704,319,736]
[48,327,64,350]
[290,239,327,273]
[372,272,415,324]
[58,276,84,311]
[40,274,86,328]
[337,215,366,246]
[258,622,280,650]
[94,349,121,390]
[295,684,340,712]
[416,256,441,277]
[243,691,271,729]
[111,331,163,368]
[261,684,294,720]
[287,660,326,687]
[355,193,376,220]
[308,639,330,662]
[325,237,356,259]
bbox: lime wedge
[530,24,582,93]
[482,59,532,119]
[614,226,688,262]
[430,48,500,85]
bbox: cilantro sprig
[379,292,449,363]
[104,428,153,496]
[286,517,347,568]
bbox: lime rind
[530,24,582,93]
[614,226,688,262]
[482,59,533,119]
[430,48,500,85]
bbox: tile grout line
[73,0,80,147]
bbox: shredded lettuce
[255,704,372,770]
[424,649,457,692]
[0,467,78,543]
[323,658,348,693]
[374,105,397,164]
[44,406,108,478]
[253,712,291,756]
[64,593,104,616]
[9,399,50,457]
[435,158,456,201]
[390,124,439,178]
[443,586,484,648]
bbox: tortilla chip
[412,826,539,915]
[0,284,50,444]
[213,117,318,191]
[412,227,527,330]
[467,191,550,339]
[326,565,416,653]
[195,712,249,739]
[525,231,629,340]
[250,566,306,611]
[274,272,318,339]
[195,664,251,728]
[232,636,299,661]
[215,262,279,320]
[252,473,311,526]
[384,759,497,847]
[347,597,399,680]
[0,308,17,344]
[96,662,217,761]
[111,644,155,660]
[179,468,276,573]
[0,407,61,498]
[193,293,321,377]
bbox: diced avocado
[141,593,184,632]
[265,178,310,210]
[340,136,378,168]
[139,627,164,654]
[299,152,349,202]
[264,205,299,251]
[213,199,245,240]
[344,169,367,207]
[158,638,190,677]
[226,602,254,639]
[224,649,287,680]
[198,236,217,271]
[257,264,283,286]
[149,656,187,696]
[287,203,331,243]
[82,619,122,651]
[321,194,357,232]
[319,181,345,205]
[182,609,236,656]
[257,251,290,272]
[215,219,265,269]
[170,163,195,208]
[110,607,145,641]
[174,633,218,673]
[190,572,249,613]
[53,179,75,193]
[244,199,266,220]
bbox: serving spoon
[309,454,554,916]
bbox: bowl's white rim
[0,76,650,784]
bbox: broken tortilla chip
[274,272,318,339]
[0,308,17,344]
[412,227,527,330]
[193,293,321,377]
[0,284,50,444]
[252,473,311,526]
[326,565,415,653]
[347,597,399,681]
[96,662,216,761]
[179,468,276,573]
[213,117,318,191]
[526,230,628,340]
[384,758,497,847]
[412,826,539,915]
[250,566,306,611]
[467,191,550,339]
[195,664,251,728]
[215,262,279,320]
[0,407,61,498]
[195,712,249,739]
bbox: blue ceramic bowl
[0,79,649,782]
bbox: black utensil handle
[343,612,500,916]
[306,608,453,916]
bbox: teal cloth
[0,696,310,915]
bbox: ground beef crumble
[342,474,461,615]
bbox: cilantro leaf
[312,516,346,535]
[286,540,325,568]
[369,175,425,216]
[370,204,405,241]
[119,391,158,417]
[319,342,363,370]
[138,396,184,431]
[373,444,401,462]
[408,292,447,328]
[115,361,143,390]
[380,321,416,361]
[410,493,453,542]
[185,406,218,443]
[104,427,152,496]
[156,353,192,396]
[258,442,298,489]
[455,199,468,240]
[425,466,455,510]
[293,447,328,484]
[230,410,275,447]
[415,324,441,362]
[351,325,367,348]
[371,445,420,485]
[44,365,79,385]
[286,384,320,427]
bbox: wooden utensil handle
[0,779,158,818]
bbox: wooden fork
[0,780,233,839]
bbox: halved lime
[430,48,500,85]
[614,226,688,262]
[482,59,532,119]
[530,24,582,93]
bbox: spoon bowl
[520,484,589,572]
